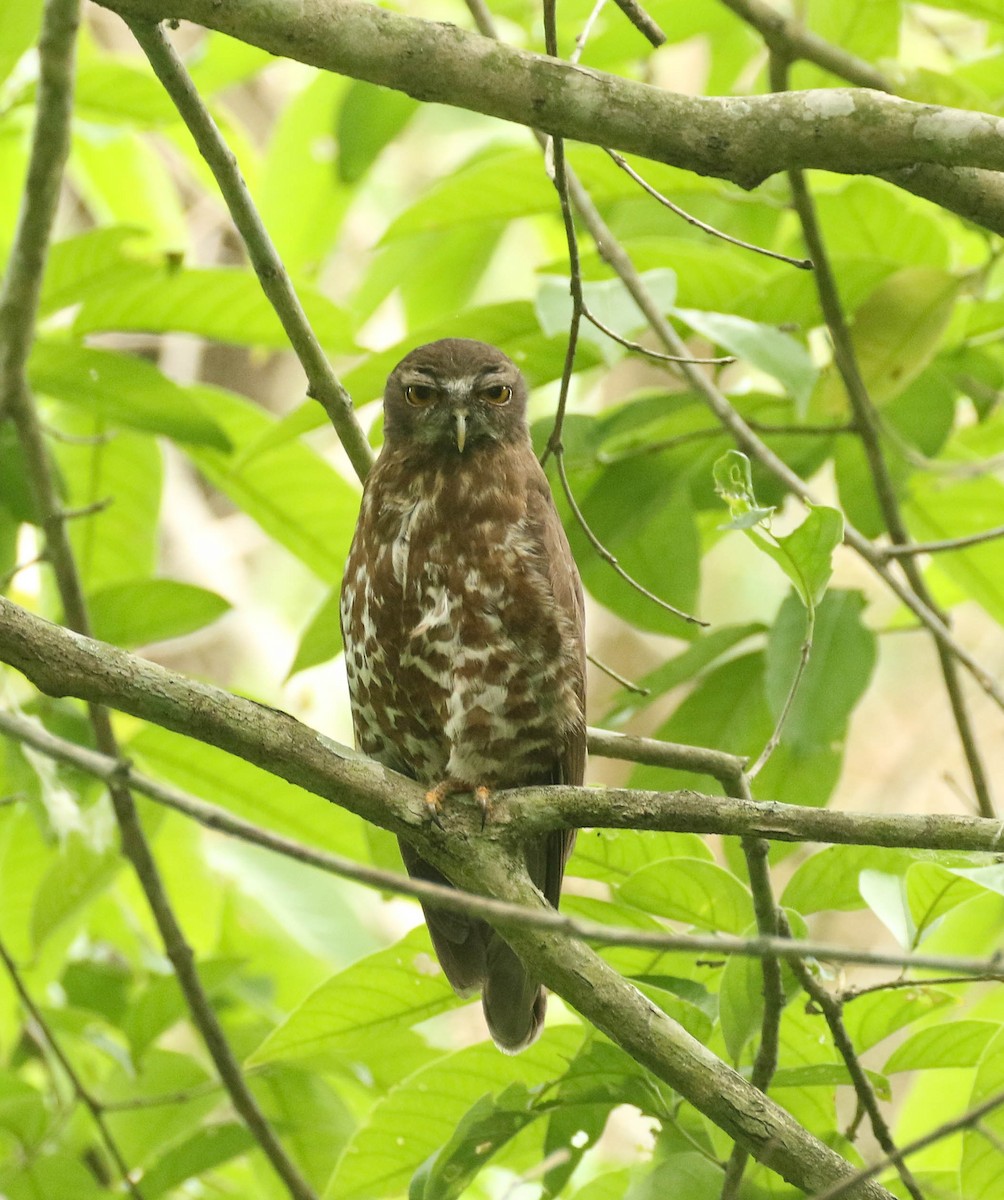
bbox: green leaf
[325,1026,585,1200]
[0,1071,47,1146]
[73,61,180,126]
[842,987,956,1053]
[31,834,120,948]
[384,148,558,239]
[542,1038,672,1197]
[781,846,935,914]
[87,579,230,647]
[815,267,960,412]
[772,505,845,609]
[52,419,163,594]
[123,960,244,1061]
[30,341,231,448]
[0,0,41,86]
[714,453,843,608]
[770,1064,891,1101]
[629,652,769,796]
[130,724,374,867]
[885,1020,1000,1073]
[247,928,458,1073]
[619,858,753,934]
[182,386,360,584]
[859,869,915,949]
[140,1124,255,1199]
[411,1083,540,1200]
[338,79,419,183]
[906,862,988,941]
[289,585,343,676]
[0,1155,105,1200]
[764,590,876,751]
[604,621,765,724]
[537,269,678,352]
[905,474,1004,626]
[70,126,188,253]
[962,1026,1004,1199]
[561,457,700,635]
[73,263,352,351]
[675,308,817,413]
[100,1050,219,1164]
[258,72,351,277]
[38,226,148,317]
[570,829,713,886]
[623,1153,724,1200]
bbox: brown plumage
[339,338,586,1052]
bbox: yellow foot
[474,785,492,831]
[423,782,450,830]
[422,780,492,830]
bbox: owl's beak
[453,408,468,453]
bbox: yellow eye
[482,384,512,406]
[405,384,436,406]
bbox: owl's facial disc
[384,339,529,453]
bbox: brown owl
[339,338,586,1052]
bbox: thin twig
[770,50,994,820]
[0,933,144,1198]
[124,18,372,484]
[57,497,114,521]
[839,974,1004,1003]
[538,39,708,630]
[879,524,1004,559]
[607,149,813,269]
[748,614,811,779]
[583,305,735,364]
[595,425,725,464]
[586,725,747,784]
[570,0,607,64]
[586,651,650,695]
[805,1086,1004,1200]
[722,827,784,1199]
[554,448,708,626]
[717,0,892,91]
[609,0,666,46]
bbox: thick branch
[3,597,1003,856]
[92,0,1004,197]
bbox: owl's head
[382,338,529,454]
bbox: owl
[339,338,586,1052]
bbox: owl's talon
[475,785,492,831]
[424,782,449,830]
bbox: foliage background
[2,0,1004,1197]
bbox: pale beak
[453,408,468,453]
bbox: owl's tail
[397,837,549,1053]
[482,937,546,1053]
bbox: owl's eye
[482,384,512,406]
[405,384,436,407]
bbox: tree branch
[3,598,1004,856]
[2,706,1001,979]
[91,0,1004,216]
